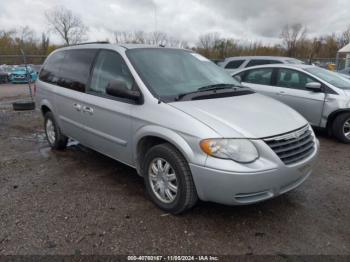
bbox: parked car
[10,66,37,83]
[339,67,350,76]
[36,44,319,214]
[0,68,9,83]
[336,72,350,80]
[232,64,350,143]
[218,56,305,74]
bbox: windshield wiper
[176,84,237,101]
[197,83,236,91]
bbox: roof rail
[69,41,110,46]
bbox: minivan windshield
[126,48,241,99]
[305,67,350,90]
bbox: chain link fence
[299,57,349,70]
[0,55,47,66]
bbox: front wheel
[143,143,198,214]
[332,113,350,144]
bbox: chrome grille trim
[264,125,315,165]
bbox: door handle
[73,103,82,111]
[83,106,94,115]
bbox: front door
[274,68,325,126]
[80,50,137,165]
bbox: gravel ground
[0,84,349,255]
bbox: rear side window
[225,60,245,69]
[59,49,97,92]
[39,51,65,84]
[246,59,282,67]
[244,68,273,85]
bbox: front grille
[264,125,315,165]
[13,75,25,79]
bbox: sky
[0,0,349,46]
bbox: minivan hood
[169,93,308,139]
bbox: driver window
[276,68,315,90]
[89,50,134,94]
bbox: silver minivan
[232,64,350,143]
[36,44,319,214]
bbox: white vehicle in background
[232,64,350,143]
[218,56,305,74]
[337,68,350,80]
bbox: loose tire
[44,112,68,150]
[12,101,35,111]
[332,113,350,144]
[143,143,198,214]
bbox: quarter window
[276,68,315,90]
[225,60,245,69]
[89,50,134,94]
[39,51,65,84]
[244,68,273,85]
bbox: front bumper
[190,139,319,205]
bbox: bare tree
[41,33,50,53]
[198,32,220,50]
[149,31,168,46]
[17,26,35,43]
[114,30,187,47]
[280,23,307,57]
[45,6,88,45]
[340,25,350,46]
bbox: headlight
[200,139,259,163]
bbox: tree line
[0,6,349,61]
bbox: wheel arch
[133,126,195,176]
[326,109,350,132]
[39,99,55,116]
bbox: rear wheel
[143,143,198,214]
[44,112,68,150]
[332,113,350,144]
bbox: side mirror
[305,82,322,92]
[106,80,142,102]
[233,75,242,83]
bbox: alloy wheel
[344,119,350,139]
[46,119,56,144]
[148,158,178,204]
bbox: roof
[52,43,185,54]
[231,63,315,75]
[338,43,350,53]
[224,56,298,61]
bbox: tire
[12,101,35,111]
[143,143,198,214]
[44,111,68,150]
[332,113,350,144]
